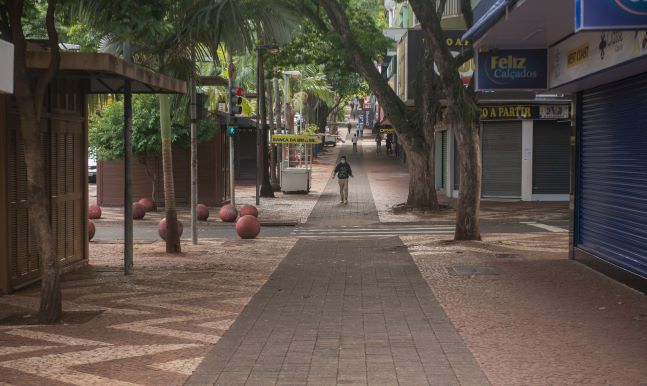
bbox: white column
[446,133,454,198]
[521,120,534,201]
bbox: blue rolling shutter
[577,73,647,278]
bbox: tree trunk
[259,72,274,198]
[267,80,278,188]
[451,118,481,240]
[316,0,439,210]
[407,0,482,240]
[403,143,437,210]
[316,103,330,133]
[271,78,281,189]
[20,110,62,323]
[9,0,62,323]
[159,94,181,252]
[286,103,295,133]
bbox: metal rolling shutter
[577,73,647,278]
[482,121,522,197]
[532,120,570,194]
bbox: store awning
[462,0,518,42]
[26,51,187,94]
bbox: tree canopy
[89,95,216,163]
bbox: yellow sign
[479,105,534,120]
[271,134,319,144]
[567,44,589,68]
[379,128,395,134]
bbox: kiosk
[271,134,318,193]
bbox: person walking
[332,155,353,204]
[386,133,393,155]
[375,133,383,154]
[352,133,358,153]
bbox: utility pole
[123,41,133,276]
[190,47,198,244]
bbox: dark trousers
[353,143,357,152]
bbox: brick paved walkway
[186,140,489,386]
[305,139,379,227]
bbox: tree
[299,0,441,210]
[3,0,62,323]
[89,95,216,206]
[266,21,368,133]
[407,0,482,240]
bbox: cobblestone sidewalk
[0,239,295,386]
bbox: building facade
[465,0,647,290]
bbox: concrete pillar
[446,133,455,198]
[521,120,534,201]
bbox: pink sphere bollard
[236,215,261,239]
[239,204,259,218]
[88,219,96,241]
[138,197,156,212]
[132,202,146,220]
[197,204,210,221]
[219,204,238,222]
[158,218,184,241]
[88,204,102,219]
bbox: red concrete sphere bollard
[219,204,238,222]
[158,218,184,241]
[197,204,210,221]
[132,202,146,220]
[239,204,259,218]
[88,204,102,219]
[138,197,156,212]
[236,215,261,239]
[88,219,96,241]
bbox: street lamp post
[256,45,279,206]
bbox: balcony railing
[442,0,462,18]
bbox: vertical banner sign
[442,30,474,86]
[576,0,647,31]
[476,49,548,90]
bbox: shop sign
[575,0,647,31]
[439,30,474,86]
[479,105,570,120]
[476,49,548,90]
[549,30,647,88]
[379,128,395,134]
[539,105,570,119]
[480,105,536,120]
[271,134,319,144]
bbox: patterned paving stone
[186,140,489,386]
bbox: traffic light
[229,87,244,116]
[228,126,237,137]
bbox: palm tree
[73,0,301,251]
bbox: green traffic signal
[228,126,236,136]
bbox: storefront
[465,0,647,290]
[436,103,571,201]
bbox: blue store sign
[476,49,548,90]
[576,0,647,31]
